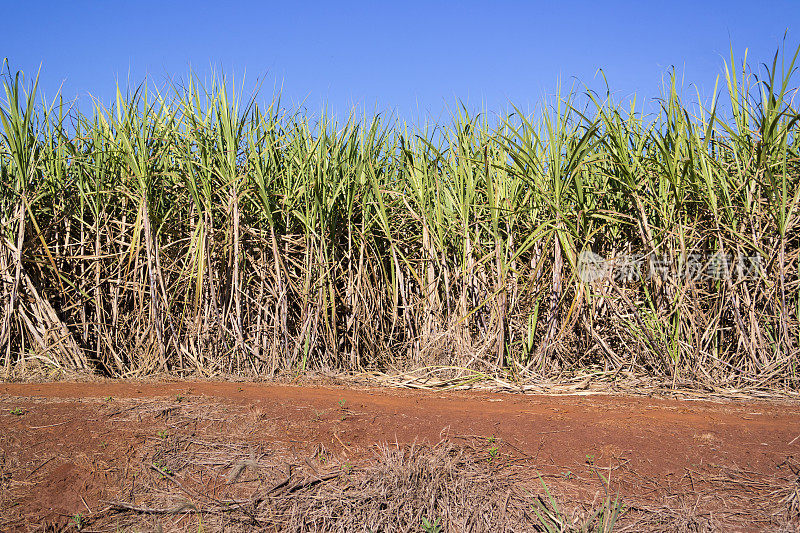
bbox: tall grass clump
[0,47,798,388]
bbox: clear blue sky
[4,1,798,122]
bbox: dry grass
[88,439,610,532]
[74,437,800,532]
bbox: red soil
[1,381,799,530]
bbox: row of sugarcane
[0,48,798,386]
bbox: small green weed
[487,445,499,462]
[421,517,441,532]
[152,459,173,477]
[71,512,83,530]
[532,474,624,532]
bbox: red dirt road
[1,381,799,530]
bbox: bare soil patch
[1,381,799,531]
